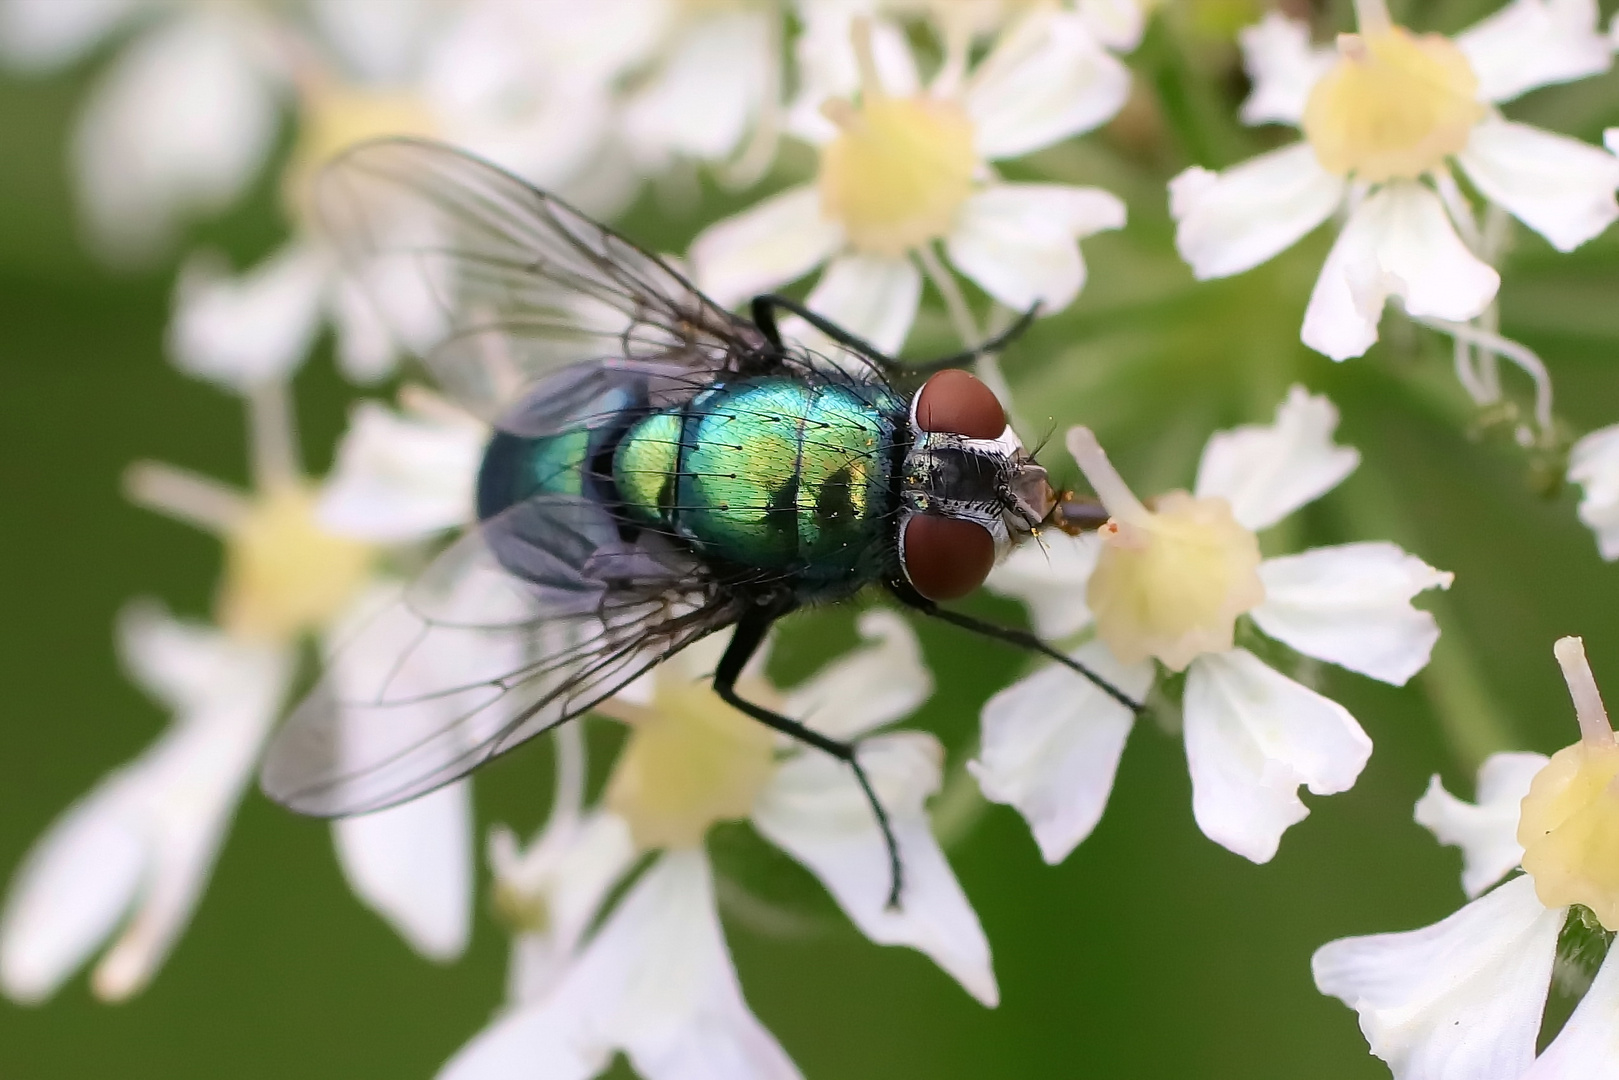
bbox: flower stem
[248,380,301,488]
[1555,636,1613,748]
[1354,0,1393,33]
[1419,317,1553,434]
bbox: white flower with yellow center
[1172,0,1619,361]
[1315,636,1619,1080]
[440,613,996,1080]
[974,387,1452,863]
[0,359,486,1002]
[690,7,1129,355]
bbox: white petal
[1193,384,1360,532]
[1570,424,1619,560]
[1524,942,1619,1080]
[73,13,280,262]
[1238,12,1335,127]
[965,9,1130,159]
[1076,0,1146,53]
[169,242,328,389]
[308,0,441,84]
[620,11,770,166]
[585,850,801,1080]
[330,273,400,384]
[1607,128,1618,155]
[945,183,1125,313]
[1169,143,1346,280]
[790,253,921,357]
[318,400,485,542]
[689,185,842,310]
[332,782,472,962]
[438,999,604,1080]
[1252,542,1453,685]
[1455,0,1613,104]
[1413,752,1547,899]
[1313,875,1563,1080]
[970,641,1154,864]
[787,14,916,144]
[0,0,137,70]
[1302,181,1499,361]
[983,530,1099,640]
[0,604,292,1003]
[783,610,931,742]
[0,775,146,1002]
[754,733,997,1006]
[1184,649,1372,863]
[1457,118,1619,253]
[497,811,638,1005]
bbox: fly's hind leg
[715,607,905,909]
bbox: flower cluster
[6,0,1619,1077]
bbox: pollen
[603,664,778,851]
[1518,637,1619,930]
[1301,26,1483,183]
[817,94,978,257]
[216,484,376,644]
[1067,428,1264,672]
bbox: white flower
[442,612,994,1080]
[977,387,1451,863]
[1314,636,1619,1080]
[0,604,288,1002]
[691,8,1128,354]
[1569,422,1619,560]
[1172,0,1619,361]
[0,355,491,1000]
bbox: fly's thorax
[615,377,903,587]
[897,370,1055,601]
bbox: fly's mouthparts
[1051,491,1110,535]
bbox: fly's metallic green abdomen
[477,376,906,594]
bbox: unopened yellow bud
[1302,26,1482,183]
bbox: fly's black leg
[715,607,905,909]
[888,581,1145,714]
[901,302,1042,375]
[751,294,898,367]
[750,295,785,351]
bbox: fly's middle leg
[715,608,905,909]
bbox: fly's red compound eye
[914,369,1006,440]
[901,514,995,601]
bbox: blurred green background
[3,2,1619,1077]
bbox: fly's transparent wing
[315,137,767,421]
[260,498,742,816]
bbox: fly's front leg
[715,608,905,909]
[888,581,1145,714]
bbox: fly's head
[898,369,1061,601]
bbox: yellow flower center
[1087,491,1265,671]
[1302,26,1483,183]
[817,94,978,257]
[603,666,779,851]
[1518,637,1619,930]
[283,86,438,223]
[216,484,376,643]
